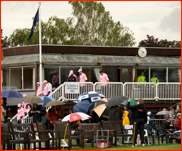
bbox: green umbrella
[122,98,137,106]
[177,102,181,105]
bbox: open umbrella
[22,96,43,104]
[1,90,23,98]
[177,102,181,105]
[88,98,108,111]
[38,96,56,105]
[72,101,90,113]
[106,96,129,107]
[121,98,137,106]
[74,91,105,103]
[62,112,91,122]
[156,111,173,115]
[45,100,65,107]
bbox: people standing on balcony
[128,99,147,147]
[78,69,88,93]
[137,72,146,82]
[43,80,51,96]
[174,113,181,130]
[46,106,61,130]
[36,82,43,97]
[99,70,109,96]
[150,74,159,84]
[67,70,78,82]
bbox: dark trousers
[134,119,145,145]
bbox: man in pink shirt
[99,70,109,96]
[78,69,88,93]
[43,80,51,96]
[36,82,43,97]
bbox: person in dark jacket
[29,104,44,123]
[2,97,10,123]
[128,99,147,147]
[163,116,175,133]
[174,113,181,130]
[108,105,122,121]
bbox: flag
[28,7,39,41]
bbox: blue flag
[28,7,39,41]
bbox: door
[120,67,132,83]
[102,66,119,82]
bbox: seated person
[174,113,181,130]
[163,116,175,133]
[71,120,80,145]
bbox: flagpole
[39,2,42,87]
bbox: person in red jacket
[174,113,181,130]
[47,106,61,130]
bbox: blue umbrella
[38,96,56,105]
[1,90,23,98]
[75,91,105,103]
[72,101,90,113]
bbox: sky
[1,1,181,47]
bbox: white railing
[123,82,157,100]
[156,83,181,100]
[94,82,123,100]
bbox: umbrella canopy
[22,96,43,104]
[156,111,173,115]
[72,101,90,113]
[45,100,65,107]
[121,98,137,106]
[74,91,105,103]
[88,98,108,111]
[177,102,181,105]
[1,90,23,98]
[38,96,56,105]
[62,112,91,122]
[93,99,109,117]
[106,96,128,107]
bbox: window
[151,68,166,82]
[122,68,129,83]
[134,68,149,82]
[168,68,181,82]
[23,67,35,89]
[11,68,22,89]
[82,67,101,83]
[2,69,10,90]
[44,67,59,87]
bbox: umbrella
[177,102,181,105]
[106,96,129,107]
[62,112,91,122]
[121,98,137,106]
[22,96,43,104]
[88,98,108,111]
[45,100,65,107]
[72,101,90,113]
[74,91,105,103]
[156,111,173,115]
[38,96,56,105]
[93,98,109,117]
[1,90,23,98]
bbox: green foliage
[139,35,181,48]
[8,1,136,47]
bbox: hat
[165,116,170,120]
[177,113,181,117]
[17,103,21,108]
[23,94,27,98]
[147,111,151,115]
[37,82,40,85]
[78,69,82,72]
[43,80,47,84]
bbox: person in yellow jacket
[123,111,130,127]
[137,72,146,82]
[151,74,159,84]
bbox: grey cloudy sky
[1,1,181,46]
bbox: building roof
[1,54,181,67]
[2,44,181,57]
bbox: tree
[1,29,10,48]
[68,1,135,46]
[139,35,181,48]
[9,1,135,46]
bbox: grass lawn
[70,143,181,150]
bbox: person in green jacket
[151,74,159,84]
[137,72,146,82]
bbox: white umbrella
[62,112,91,122]
[156,111,173,115]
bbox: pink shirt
[44,84,51,96]
[79,73,88,86]
[17,107,25,120]
[36,86,43,97]
[99,73,109,86]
